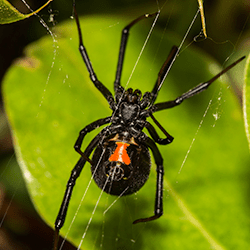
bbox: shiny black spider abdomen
[91,134,151,196]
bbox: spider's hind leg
[133,136,164,224]
[53,131,103,250]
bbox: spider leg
[133,137,164,224]
[53,131,103,250]
[74,117,111,163]
[114,11,159,94]
[150,46,179,105]
[73,2,115,109]
[145,119,173,145]
[152,56,245,112]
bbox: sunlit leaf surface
[3,16,249,249]
[243,53,250,150]
[0,0,53,24]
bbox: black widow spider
[53,2,245,249]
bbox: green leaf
[243,53,250,150]
[0,0,53,24]
[3,15,249,249]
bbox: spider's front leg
[133,137,164,224]
[114,11,159,92]
[73,2,115,109]
[152,56,246,112]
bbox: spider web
[1,0,249,250]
